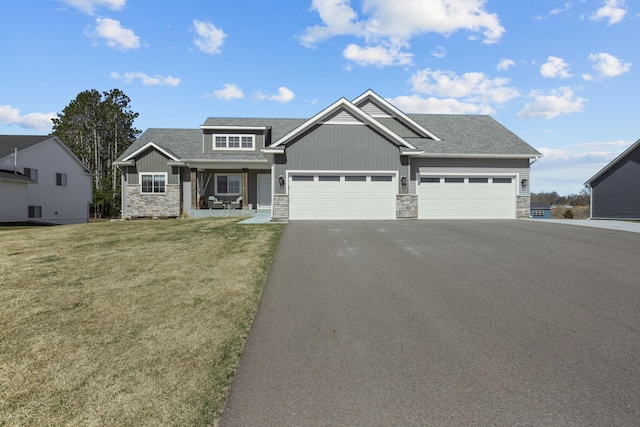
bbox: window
[345,176,366,182]
[291,175,314,181]
[371,176,392,182]
[444,177,464,183]
[24,168,38,182]
[213,135,254,150]
[532,209,545,216]
[215,174,241,195]
[420,177,440,183]
[140,173,166,194]
[56,173,67,187]
[493,177,512,184]
[469,177,489,183]
[28,206,42,218]
[319,175,340,182]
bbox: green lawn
[0,218,284,426]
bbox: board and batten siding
[409,158,531,195]
[126,149,179,185]
[273,123,407,194]
[591,147,640,219]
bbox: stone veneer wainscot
[124,185,181,218]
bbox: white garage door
[289,174,396,220]
[418,176,516,219]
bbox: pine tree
[51,89,141,218]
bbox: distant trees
[531,187,591,207]
[51,89,141,218]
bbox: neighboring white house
[0,135,92,224]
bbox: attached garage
[288,173,397,220]
[417,175,517,219]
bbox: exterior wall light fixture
[279,175,285,188]
[521,178,528,192]
[401,176,407,189]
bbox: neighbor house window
[28,206,42,218]
[215,174,241,195]
[532,210,545,216]
[140,173,167,194]
[24,168,38,182]
[56,173,67,187]
[213,135,255,150]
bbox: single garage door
[289,173,396,220]
[418,176,516,219]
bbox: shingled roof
[0,135,53,159]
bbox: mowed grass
[0,218,284,426]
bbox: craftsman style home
[0,135,92,224]
[585,138,640,220]
[115,90,541,220]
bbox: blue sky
[1,0,637,195]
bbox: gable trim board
[115,89,540,220]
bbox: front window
[212,134,255,150]
[140,173,166,194]
[28,206,42,218]
[215,174,241,195]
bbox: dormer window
[214,134,255,150]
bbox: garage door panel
[418,177,516,219]
[289,174,396,220]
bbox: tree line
[51,89,140,218]
[530,188,591,207]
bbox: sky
[1,0,638,195]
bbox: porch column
[242,168,249,209]
[190,168,198,209]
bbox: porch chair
[230,196,243,209]
[208,196,224,209]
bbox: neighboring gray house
[0,135,93,224]
[585,138,640,220]
[114,90,541,220]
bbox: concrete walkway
[542,219,640,233]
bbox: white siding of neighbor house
[14,139,92,224]
[0,181,28,222]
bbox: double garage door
[418,176,516,219]
[288,173,396,220]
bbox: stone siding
[517,195,531,219]
[272,194,289,220]
[396,195,418,219]
[124,185,181,218]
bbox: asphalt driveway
[220,220,640,426]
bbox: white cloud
[212,84,244,100]
[431,46,446,59]
[60,0,125,15]
[89,17,140,50]
[518,87,586,119]
[410,68,520,104]
[110,72,180,86]
[300,0,505,67]
[590,0,627,25]
[268,87,295,103]
[0,105,56,131]
[343,43,412,66]
[389,95,495,114]
[588,52,631,77]
[540,56,572,78]
[193,20,226,54]
[497,58,515,71]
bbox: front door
[257,174,272,209]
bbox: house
[114,90,541,221]
[530,202,551,219]
[585,138,640,220]
[0,135,92,224]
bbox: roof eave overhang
[113,160,135,167]
[413,153,542,159]
[585,138,640,185]
[120,141,180,162]
[200,125,271,131]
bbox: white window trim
[214,173,242,196]
[56,172,68,187]
[213,134,255,151]
[140,172,168,194]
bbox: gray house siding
[126,149,180,185]
[274,123,406,194]
[591,148,640,219]
[376,117,423,138]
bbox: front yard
[0,218,283,426]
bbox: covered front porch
[184,165,272,214]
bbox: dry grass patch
[0,218,284,426]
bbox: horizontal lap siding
[592,150,640,218]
